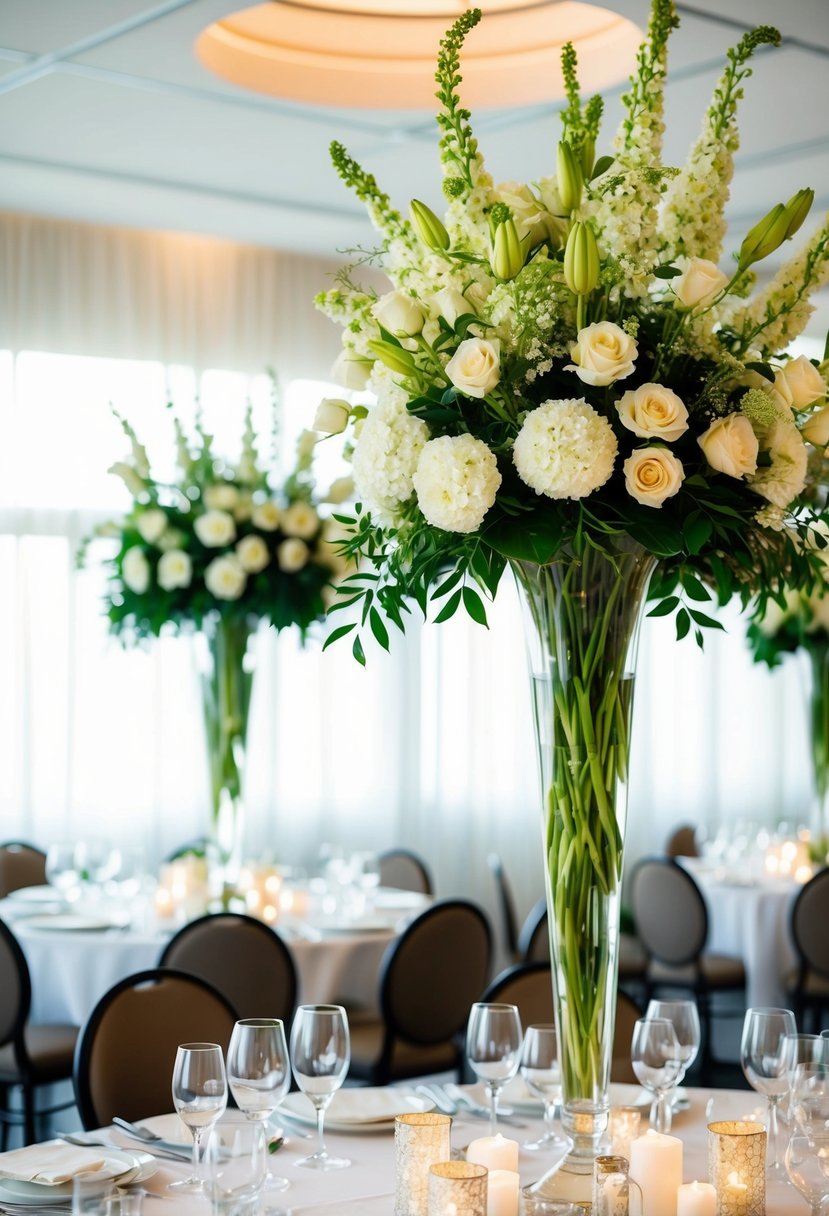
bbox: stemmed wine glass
[631,1017,684,1134]
[170,1042,228,1193]
[520,1024,571,1155]
[645,1000,700,1081]
[289,1004,351,1170]
[784,1135,829,1214]
[226,1018,292,1193]
[740,1006,796,1179]
[790,1061,829,1138]
[466,1002,523,1135]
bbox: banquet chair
[348,899,492,1085]
[73,968,237,1129]
[487,853,520,961]
[0,915,78,1146]
[163,837,209,862]
[787,866,829,1032]
[630,856,745,1079]
[517,899,647,999]
[377,848,433,895]
[664,824,700,859]
[158,912,298,1025]
[0,842,47,898]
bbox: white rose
[157,549,192,591]
[277,538,309,572]
[432,287,474,327]
[331,349,371,390]
[251,501,281,531]
[774,355,827,409]
[122,547,150,593]
[203,483,239,511]
[698,414,759,479]
[623,447,685,508]
[372,290,425,337]
[616,383,689,442]
[323,476,354,504]
[313,398,350,435]
[671,258,729,309]
[236,534,270,573]
[565,322,638,387]
[135,508,167,545]
[491,180,563,246]
[802,404,829,448]
[233,492,253,522]
[445,338,500,398]
[281,501,319,539]
[204,554,247,601]
[194,509,236,547]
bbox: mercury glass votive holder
[707,1121,766,1216]
[427,1161,487,1216]
[592,1155,631,1216]
[394,1112,453,1216]
[609,1106,642,1161]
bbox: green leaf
[744,361,775,383]
[680,572,711,603]
[462,585,488,627]
[352,634,366,666]
[624,517,684,557]
[647,595,680,618]
[688,609,725,630]
[675,607,691,641]
[485,511,564,564]
[434,588,462,623]
[369,607,390,651]
[432,568,464,600]
[590,155,614,180]
[653,265,682,279]
[683,513,713,555]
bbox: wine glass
[790,1062,829,1138]
[740,1006,796,1178]
[645,999,701,1085]
[466,1002,523,1135]
[631,1017,683,1134]
[170,1042,228,1193]
[520,1024,571,1155]
[227,1018,292,1193]
[45,843,80,901]
[289,1004,351,1170]
[784,1134,829,1214]
[205,1118,268,1216]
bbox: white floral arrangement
[314,0,829,660]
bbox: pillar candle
[677,1181,716,1216]
[629,1130,683,1216]
[486,1170,518,1216]
[466,1134,519,1173]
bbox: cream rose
[236,534,270,574]
[802,404,829,448]
[774,355,827,408]
[203,483,239,511]
[445,338,500,398]
[204,554,246,601]
[698,414,759,479]
[194,509,236,547]
[331,349,371,390]
[432,287,474,327]
[616,383,689,442]
[252,501,281,531]
[623,448,684,508]
[277,538,309,572]
[565,322,637,387]
[281,501,319,539]
[135,508,167,545]
[372,290,425,337]
[313,398,351,435]
[122,546,150,593]
[671,258,729,309]
[157,549,192,591]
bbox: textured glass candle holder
[427,1161,487,1216]
[609,1107,641,1161]
[592,1155,633,1216]
[395,1112,452,1216]
[707,1121,766,1216]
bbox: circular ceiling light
[196,1,644,110]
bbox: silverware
[416,1084,457,1115]
[58,1132,191,1165]
[443,1084,527,1128]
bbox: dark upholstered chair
[73,968,237,1129]
[487,853,519,960]
[664,824,700,859]
[0,916,77,1146]
[377,849,433,896]
[787,867,829,1032]
[518,897,548,963]
[349,899,492,1085]
[0,843,47,898]
[158,912,297,1025]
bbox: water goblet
[45,842,80,901]
[466,1002,523,1135]
[520,1024,571,1155]
[630,1017,683,1134]
[784,1134,829,1214]
[227,1018,292,1193]
[170,1041,228,1193]
[790,1061,829,1138]
[645,999,700,1082]
[740,1006,796,1178]
[289,1004,351,1170]
[205,1117,267,1216]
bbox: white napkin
[0,1141,106,1184]
[283,1087,422,1124]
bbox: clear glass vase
[512,538,657,1174]
[807,646,829,861]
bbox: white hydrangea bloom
[352,395,430,518]
[513,398,618,500]
[413,435,501,534]
[748,421,809,508]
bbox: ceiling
[1,0,829,335]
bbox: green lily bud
[580,135,596,181]
[410,199,450,253]
[557,140,584,214]
[738,202,789,269]
[489,218,525,280]
[367,338,417,377]
[564,221,600,296]
[783,188,814,240]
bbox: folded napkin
[324,1087,420,1123]
[0,1141,106,1184]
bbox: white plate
[19,914,116,932]
[0,1149,156,1204]
[307,918,396,935]
[5,886,63,904]
[279,1088,433,1133]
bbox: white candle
[466,1134,519,1173]
[629,1130,683,1216]
[486,1170,518,1216]
[677,1180,716,1216]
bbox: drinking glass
[645,999,700,1083]
[520,1024,570,1155]
[205,1118,267,1216]
[740,1006,796,1178]
[227,1018,292,1193]
[784,1134,829,1215]
[466,1002,523,1135]
[45,843,80,901]
[289,1004,351,1170]
[630,1017,683,1134]
[790,1062,829,1138]
[170,1041,228,1193]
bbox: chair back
[378,849,433,895]
[630,857,708,966]
[517,897,549,963]
[612,990,643,1085]
[380,900,491,1047]
[158,912,298,1024]
[0,917,31,1049]
[481,961,554,1025]
[664,824,700,859]
[73,968,237,1129]
[791,867,829,979]
[0,843,47,898]
[488,853,519,958]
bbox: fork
[58,1132,190,1165]
[443,1084,527,1128]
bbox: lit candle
[676,1180,716,1216]
[394,1111,452,1216]
[466,1134,519,1173]
[629,1129,683,1216]
[707,1120,765,1216]
[428,1161,487,1216]
[609,1106,641,1160]
[486,1169,518,1216]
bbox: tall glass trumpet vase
[808,647,829,859]
[513,538,657,1177]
